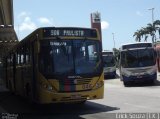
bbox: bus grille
[60,95,88,101]
[59,78,91,85]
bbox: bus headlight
[122,71,131,77]
[42,84,53,91]
[48,85,53,91]
[43,84,48,88]
[95,81,103,89]
[109,68,116,72]
[146,67,157,75]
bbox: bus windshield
[121,48,155,68]
[103,55,115,67]
[39,39,102,78]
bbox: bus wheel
[123,81,129,87]
[75,100,86,105]
[112,75,116,79]
[113,71,116,78]
[26,83,31,97]
[149,80,155,85]
[9,80,12,91]
[8,80,14,94]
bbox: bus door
[13,53,16,92]
[30,40,38,100]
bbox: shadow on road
[124,79,160,87]
[0,91,119,119]
[154,79,160,86]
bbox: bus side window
[20,47,24,65]
[26,45,30,64]
[17,51,20,65]
[23,46,26,64]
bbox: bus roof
[4,27,100,57]
[42,27,98,38]
[119,42,153,51]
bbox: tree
[141,27,149,41]
[153,20,160,39]
[146,23,156,43]
[133,19,160,43]
[133,30,142,42]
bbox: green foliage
[113,48,120,67]
[133,19,160,43]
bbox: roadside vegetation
[133,20,160,43]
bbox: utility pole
[148,8,156,44]
[148,8,155,24]
[112,33,115,49]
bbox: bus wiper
[94,59,101,70]
[82,37,88,43]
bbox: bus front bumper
[122,73,157,83]
[36,85,104,104]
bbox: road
[0,71,160,119]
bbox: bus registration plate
[71,94,81,99]
[137,75,142,78]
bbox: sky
[13,0,160,50]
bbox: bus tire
[149,80,155,85]
[123,81,129,87]
[113,71,116,78]
[112,75,116,79]
[75,100,86,105]
[8,80,14,94]
[9,80,12,91]
[26,83,30,97]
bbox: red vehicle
[156,43,160,72]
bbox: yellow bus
[4,27,104,104]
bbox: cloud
[38,17,53,25]
[136,11,143,16]
[16,12,37,32]
[19,16,37,31]
[18,12,31,19]
[101,21,109,30]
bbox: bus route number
[51,30,60,36]
[82,84,92,90]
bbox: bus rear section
[119,43,157,86]
[102,51,116,79]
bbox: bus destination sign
[43,28,97,38]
